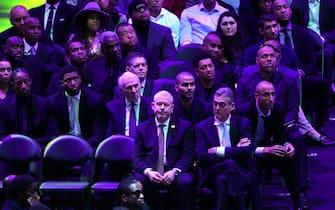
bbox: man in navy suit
[106,71,152,137]
[47,65,106,147]
[236,80,308,210]
[195,86,260,210]
[29,0,79,46]
[134,90,194,210]
[236,44,299,127]
[128,0,177,64]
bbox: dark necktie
[129,103,136,138]
[45,5,55,40]
[29,47,36,55]
[254,116,267,147]
[157,124,165,175]
[282,28,292,48]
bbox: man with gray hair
[195,86,260,210]
[106,71,152,137]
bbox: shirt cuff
[255,147,265,156]
[144,168,152,175]
[216,147,225,157]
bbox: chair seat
[91,181,119,193]
[40,181,90,193]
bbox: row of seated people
[1,0,334,90]
[0,82,307,210]
[0,0,332,137]
[0,43,311,210]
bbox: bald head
[255,80,275,112]
[9,5,29,33]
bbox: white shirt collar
[213,114,231,126]
[65,90,81,100]
[46,1,60,9]
[23,38,38,54]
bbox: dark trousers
[135,171,195,210]
[302,75,329,128]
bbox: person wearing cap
[128,0,177,65]
[69,1,111,60]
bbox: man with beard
[47,40,113,101]
[173,71,211,125]
[236,44,299,127]
[47,65,106,148]
[236,81,308,210]
[193,53,233,103]
[128,0,176,64]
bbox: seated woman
[69,2,111,61]
[0,58,14,100]
[216,10,250,66]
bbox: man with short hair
[134,90,194,210]
[48,40,113,100]
[29,0,79,46]
[113,174,148,210]
[236,80,308,210]
[116,23,159,79]
[106,71,152,137]
[0,5,29,48]
[195,86,260,210]
[193,53,233,103]
[47,65,106,147]
[174,71,211,125]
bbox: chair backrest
[42,135,93,181]
[43,135,93,163]
[152,78,177,99]
[159,60,193,79]
[94,135,134,181]
[176,44,203,62]
[95,135,134,162]
[0,134,42,162]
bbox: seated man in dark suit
[0,5,29,48]
[3,36,46,96]
[134,90,195,210]
[236,80,308,210]
[48,39,114,101]
[106,71,152,137]
[193,53,233,103]
[22,17,60,86]
[195,87,260,210]
[47,65,106,148]
[29,0,79,46]
[174,71,211,125]
[0,68,51,146]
